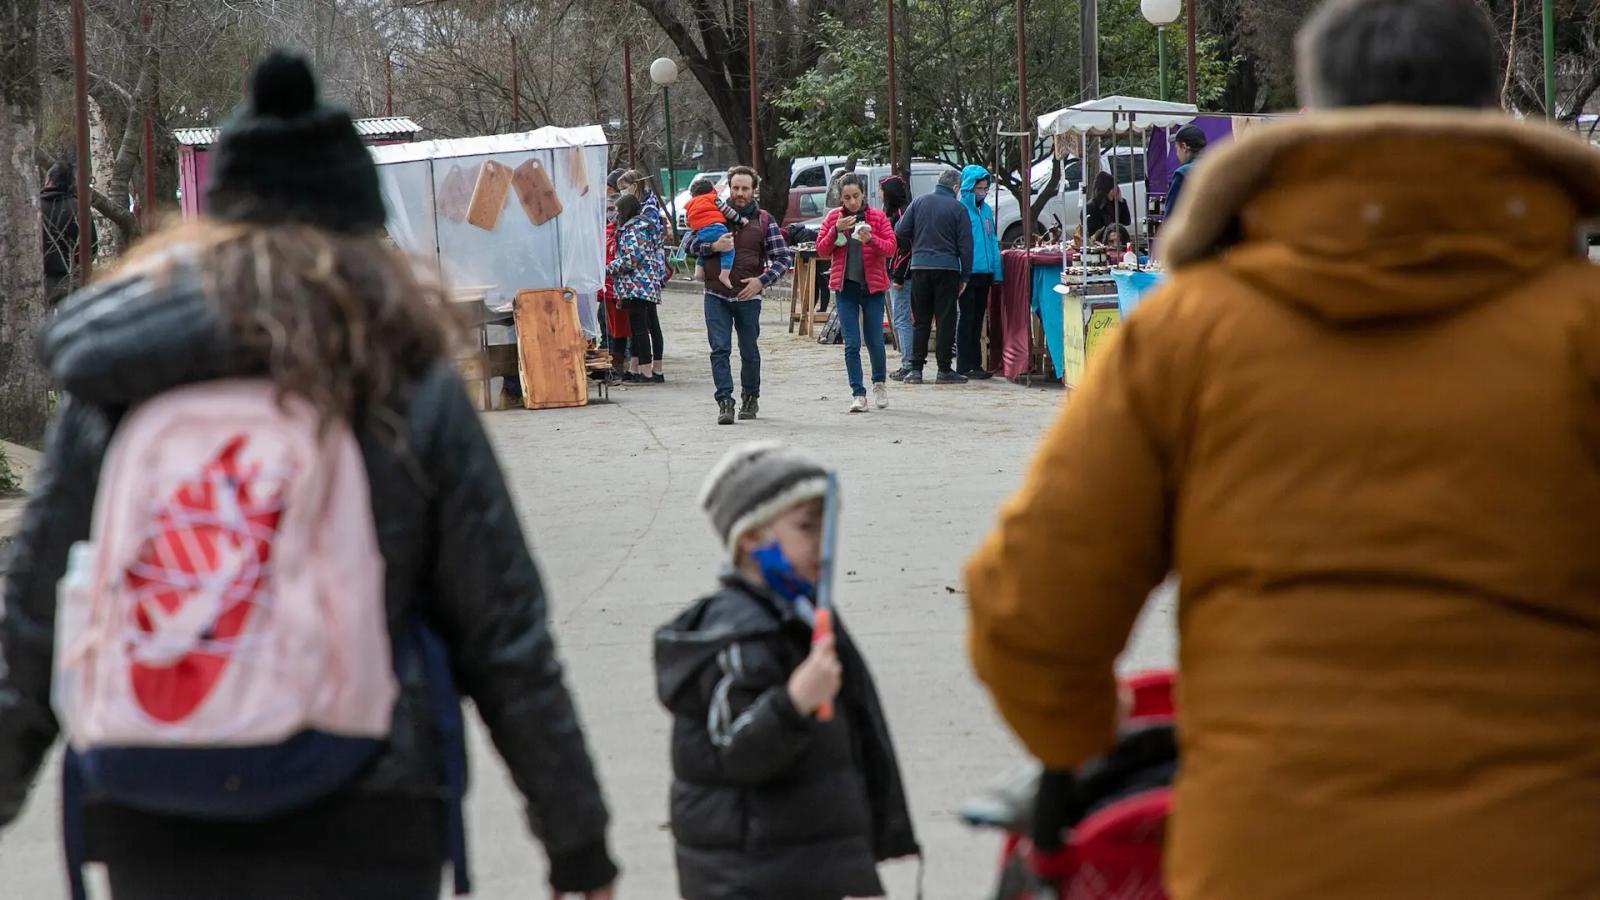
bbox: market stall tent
[1036,95,1198,137]
[369,125,611,340]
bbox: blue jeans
[705,293,762,402]
[836,282,886,397]
[889,281,914,369]
[694,223,735,276]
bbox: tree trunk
[0,0,51,447]
[88,97,123,257]
[757,149,791,227]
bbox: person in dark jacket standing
[0,50,618,900]
[879,175,916,379]
[892,168,972,385]
[40,161,96,306]
[1164,125,1207,219]
[656,442,919,900]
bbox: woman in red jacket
[815,173,897,414]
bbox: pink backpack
[53,379,397,818]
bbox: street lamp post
[1142,0,1182,102]
[1543,0,1557,118]
[650,58,680,218]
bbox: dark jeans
[957,273,994,374]
[705,293,762,402]
[107,859,441,900]
[835,281,887,396]
[910,269,961,373]
[627,298,664,366]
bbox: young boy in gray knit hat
[654,442,919,900]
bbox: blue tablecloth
[1028,261,1066,378]
[1111,269,1166,318]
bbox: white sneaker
[849,395,869,414]
[873,382,889,409]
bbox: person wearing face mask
[655,442,919,900]
[956,165,1003,380]
[815,174,898,413]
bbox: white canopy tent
[370,125,611,340]
[1036,95,1198,137]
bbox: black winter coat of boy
[655,574,919,900]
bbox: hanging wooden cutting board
[438,163,476,223]
[513,159,564,226]
[513,288,587,410]
[466,160,514,231]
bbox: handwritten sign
[1061,294,1086,389]
[1085,307,1122,360]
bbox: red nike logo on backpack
[124,436,284,723]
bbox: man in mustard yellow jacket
[966,1,1600,898]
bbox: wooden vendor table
[787,250,828,336]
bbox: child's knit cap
[699,442,831,562]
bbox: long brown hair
[109,218,460,431]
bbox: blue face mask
[750,540,815,603]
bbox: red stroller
[961,671,1176,900]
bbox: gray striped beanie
[699,442,831,561]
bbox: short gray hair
[1297,0,1499,110]
[938,169,961,190]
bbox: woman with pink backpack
[0,50,617,900]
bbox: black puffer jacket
[655,575,918,900]
[0,263,617,892]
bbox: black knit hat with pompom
[205,49,385,234]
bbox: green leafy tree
[777,0,1235,225]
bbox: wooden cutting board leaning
[513,288,588,409]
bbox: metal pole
[663,87,676,208]
[1157,27,1168,102]
[887,0,898,174]
[385,53,394,117]
[510,34,520,128]
[70,0,93,279]
[141,0,157,233]
[1543,0,1557,117]
[624,39,638,168]
[1080,0,1101,185]
[1186,0,1197,104]
[1016,0,1032,250]
[746,0,760,166]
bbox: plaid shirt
[682,211,793,302]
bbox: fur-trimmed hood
[1158,107,1600,324]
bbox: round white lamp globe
[650,58,679,87]
[1141,0,1181,26]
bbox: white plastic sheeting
[371,127,610,340]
